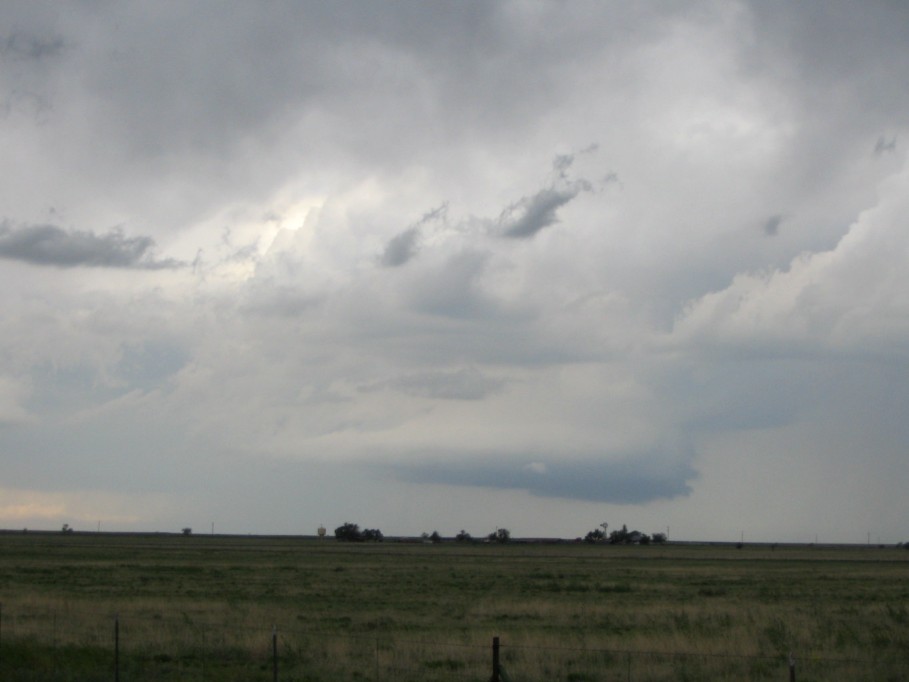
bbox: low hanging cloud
[0,222,182,269]
[387,452,696,504]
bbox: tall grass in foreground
[1,533,908,680]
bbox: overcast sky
[2,1,908,543]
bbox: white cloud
[672,161,909,356]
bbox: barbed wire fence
[0,602,905,681]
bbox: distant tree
[61,523,73,535]
[429,530,442,544]
[651,532,667,544]
[584,528,607,544]
[182,527,192,536]
[335,522,363,542]
[361,528,384,542]
[602,524,656,545]
[609,524,629,545]
[455,530,472,543]
[488,528,511,544]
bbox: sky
[1,1,908,543]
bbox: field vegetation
[1,531,908,680]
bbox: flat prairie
[1,532,907,680]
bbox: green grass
[1,532,908,680]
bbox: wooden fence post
[491,636,500,682]
[114,613,120,682]
[273,626,278,682]
[789,652,795,682]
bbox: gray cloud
[116,341,188,391]
[380,227,421,268]
[408,250,494,318]
[552,153,575,179]
[1,2,908,542]
[0,222,182,269]
[0,32,65,61]
[494,151,596,239]
[763,214,783,237]
[380,203,448,268]
[874,136,897,155]
[388,452,696,504]
[362,367,504,401]
[498,183,590,239]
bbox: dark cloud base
[387,456,696,504]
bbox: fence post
[491,636,500,682]
[272,626,278,682]
[789,652,795,682]
[114,613,120,682]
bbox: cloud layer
[1,2,908,542]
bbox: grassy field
[1,532,908,681]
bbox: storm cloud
[391,454,696,504]
[1,2,908,543]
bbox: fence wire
[1,604,906,681]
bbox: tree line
[332,522,665,545]
[582,522,667,545]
